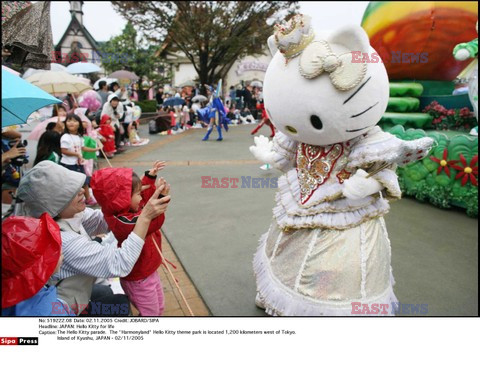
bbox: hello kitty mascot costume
[250,15,434,316]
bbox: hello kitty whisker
[350,101,379,118]
[343,76,372,105]
[346,124,375,132]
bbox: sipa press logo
[0,337,39,346]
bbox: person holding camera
[14,160,171,316]
[2,139,27,169]
[2,133,28,216]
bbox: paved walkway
[129,232,210,317]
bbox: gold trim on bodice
[296,143,346,204]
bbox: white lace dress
[253,127,433,316]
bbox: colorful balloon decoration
[361,2,478,80]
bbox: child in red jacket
[98,115,116,158]
[91,161,169,316]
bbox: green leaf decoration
[389,126,477,217]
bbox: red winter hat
[2,213,62,309]
[100,114,111,125]
[91,167,133,216]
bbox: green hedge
[135,100,157,113]
[388,125,478,217]
[380,112,433,130]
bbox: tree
[111,1,298,94]
[100,22,172,100]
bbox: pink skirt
[120,271,165,316]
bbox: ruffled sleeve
[271,131,298,172]
[347,126,434,169]
[373,167,402,200]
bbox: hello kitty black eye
[343,76,371,105]
[310,115,323,130]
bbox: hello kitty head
[263,14,389,146]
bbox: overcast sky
[50,1,370,44]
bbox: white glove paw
[249,135,275,164]
[342,169,383,200]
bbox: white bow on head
[299,40,367,91]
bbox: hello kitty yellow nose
[286,125,298,134]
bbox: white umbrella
[25,71,91,95]
[178,79,196,88]
[29,74,90,88]
[66,62,101,74]
[22,63,67,79]
[76,76,91,86]
[192,95,208,103]
[93,77,118,90]
[108,70,139,81]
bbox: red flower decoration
[430,148,458,177]
[451,154,478,186]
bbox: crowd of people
[149,81,273,139]
[2,76,171,317]
[1,76,274,317]
[1,79,269,213]
[1,79,150,209]
[1,73,173,315]
[2,159,171,316]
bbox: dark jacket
[243,88,255,109]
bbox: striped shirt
[52,208,145,280]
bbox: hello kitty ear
[267,35,278,57]
[328,25,370,54]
